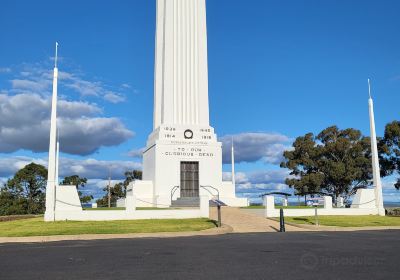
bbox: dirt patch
[0,215,38,222]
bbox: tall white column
[231,137,236,187]
[153,0,209,128]
[44,43,59,222]
[368,79,385,216]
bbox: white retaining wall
[51,184,209,221]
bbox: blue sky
[1,0,400,203]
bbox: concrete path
[210,207,309,233]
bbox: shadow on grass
[209,219,219,227]
[291,217,314,224]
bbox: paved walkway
[210,207,308,233]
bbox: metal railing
[170,185,220,201]
[170,186,180,202]
[200,185,220,200]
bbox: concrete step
[171,197,200,207]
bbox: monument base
[135,124,247,208]
[132,180,248,208]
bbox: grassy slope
[285,215,400,227]
[0,217,215,237]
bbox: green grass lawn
[282,206,323,209]
[84,207,126,211]
[285,215,400,227]
[83,207,178,211]
[0,217,216,237]
[241,206,322,209]
[241,206,265,209]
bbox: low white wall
[55,185,82,211]
[53,195,209,221]
[264,195,380,218]
[220,197,249,207]
[116,198,125,208]
[351,189,376,209]
[132,180,154,207]
[201,182,249,207]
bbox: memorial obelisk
[133,0,248,207]
[44,43,59,221]
[368,79,385,216]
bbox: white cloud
[127,148,145,158]
[0,156,47,177]
[0,156,141,180]
[0,157,141,200]
[11,79,50,92]
[0,177,7,187]
[58,99,102,118]
[104,92,126,104]
[60,70,127,103]
[8,64,128,103]
[121,83,131,89]
[223,169,291,199]
[0,67,12,73]
[0,93,133,155]
[60,158,141,179]
[220,132,292,165]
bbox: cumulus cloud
[60,158,141,180]
[11,79,50,92]
[0,93,133,155]
[0,156,141,180]
[0,177,7,187]
[0,156,47,177]
[103,92,126,104]
[0,67,11,73]
[9,64,129,103]
[220,133,291,165]
[127,148,145,158]
[0,157,141,199]
[223,169,291,199]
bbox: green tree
[95,170,142,207]
[381,121,400,189]
[123,170,142,186]
[2,163,48,214]
[61,175,93,203]
[281,126,372,201]
[96,182,125,207]
[0,190,28,216]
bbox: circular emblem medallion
[184,129,193,139]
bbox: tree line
[0,164,142,216]
[280,121,400,202]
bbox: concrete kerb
[0,224,233,244]
[268,218,400,232]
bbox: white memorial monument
[132,0,248,207]
[352,79,385,216]
[44,43,59,221]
